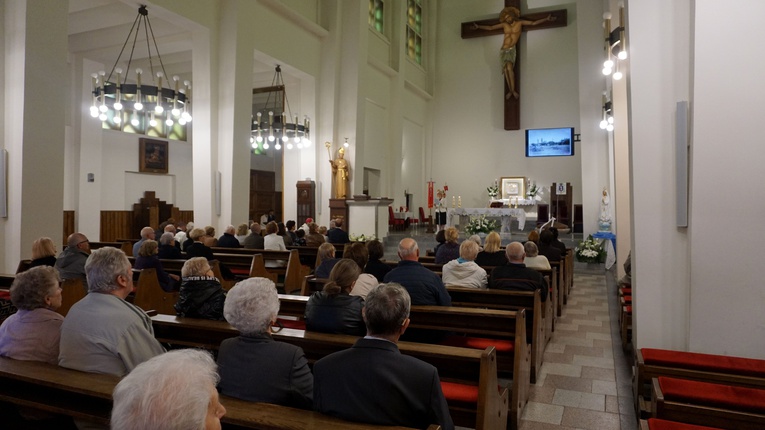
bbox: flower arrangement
[487,181,499,199]
[526,179,543,200]
[349,233,376,242]
[575,235,605,263]
[465,215,499,235]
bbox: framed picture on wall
[501,177,526,200]
[139,138,169,174]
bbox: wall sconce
[599,93,614,132]
[343,138,350,148]
[601,4,627,76]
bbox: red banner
[427,181,434,209]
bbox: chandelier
[88,5,192,130]
[250,66,311,151]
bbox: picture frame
[139,138,169,174]
[501,176,526,200]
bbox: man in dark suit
[217,225,241,248]
[489,241,548,302]
[243,222,265,249]
[326,218,350,244]
[313,283,454,430]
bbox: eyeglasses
[271,319,284,333]
[77,240,89,246]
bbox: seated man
[217,225,241,248]
[111,349,226,430]
[243,222,265,249]
[132,226,156,257]
[59,247,165,376]
[489,241,548,302]
[313,283,454,430]
[326,219,350,244]
[441,240,488,289]
[383,238,451,306]
[55,232,90,281]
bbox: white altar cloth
[448,208,526,232]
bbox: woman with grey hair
[467,234,484,251]
[174,257,226,320]
[523,241,551,270]
[0,266,63,364]
[441,240,488,289]
[158,232,183,259]
[111,349,226,430]
[217,277,313,409]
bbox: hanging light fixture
[599,93,614,131]
[251,65,311,151]
[601,4,628,77]
[89,5,192,131]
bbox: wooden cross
[461,0,567,130]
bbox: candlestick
[458,196,462,208]
[452,196,456,208]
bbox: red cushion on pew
[658,376,765,414]
[275,318,306,330]
[229,267,250,275]
[647,418,720,430]
[619,287,632,295]
[624,306,632,313]
[0,291,9,300]
[440,336,514,353]
[440,381,478,403]
[643,348,765,378]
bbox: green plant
[575,235,605,263]
[465,215,498,235]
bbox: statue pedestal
[346,198,394,240]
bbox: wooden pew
[151,314,511,430]
[58,278,87,317]
[212,250,306,293]
[88,241,123,250]
[131,268,179,315]
[651,377,765,430]
[0,357,437,430]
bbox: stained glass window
[406,0,423,65]
[369,0,384,34]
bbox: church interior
[1,0,764,428]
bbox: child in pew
[174,258,226,320]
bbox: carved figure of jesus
[472,7,555,99]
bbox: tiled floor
[517,268,637,430]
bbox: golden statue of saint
[329,147,350,199]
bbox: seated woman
[435,227,460,264]
[364,239,391,283]
[263,221,287,251]
[30,237,57,268]
[344,242,379,300]
[203,225,218,248]
[185,228,215,261]
[174,257,226,320]
[277,222,293,246]
[442,240,488,289]
[0,266,63,364]
[467,234,483,251]
[217,277,313,409]
[524,241,551,270]
[305,223,325,247]
[304,259,365,336]
[235,223,249,245]
[475,231,508,267]
[134,240,180,292]
[526,229,540,245]
[433,229,446,255]
[157,232,183,260]
[314,242,339,278]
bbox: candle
[458,196,462,208]
[452,196,456,208]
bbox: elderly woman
[363,239,391,283]
[467,234,483,251]
[345,242,379,300]
[174,257,226,320]
[305,259,365,336]
[217,278,313,409]
[30,237,57,268]
[0,266,63,364]
[203,225,218,247]
[235,223,249,245]
[475,231,508,267]
[185,228,215,261]
[434,227,460,264]
[314,242,339,279]
[263,221,287,251]
[524,241,551,270]
[134,240,180,292]
[305,223,325,247]
[157,232,183,259]
[112,349,226,430]
[442,240,488,289]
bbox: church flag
[427,181,434,209]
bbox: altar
[448,207,526,233]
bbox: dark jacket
[315,258,340,279]
[434,242,460,264]
[474,250,508,268]
[383,260,451,306]
[552,239,567,256]
[313,338,454,430]
[30,255,57,268]
[174,276,226,320]
[326,228,350,244]
[217,233,241,248]
[304,291,365,336]
[488,262,548,302]
[134,255,177,292]
[243,233,265,249]
[305,233,325,247]
[538,242,562,262]
[54,247,88,281]
[364,258,392,283]
[157,244,183,260]
[217,333,313,409]
[185,242,215,261]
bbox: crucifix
[461,1,567,130]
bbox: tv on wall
[525,127,575,157]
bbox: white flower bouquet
[465,215,498,235]
[575,235,605,263]
[349,233,376,242]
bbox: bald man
[383,238,451,306]
[488,241,547,301]
[55,232,91,281]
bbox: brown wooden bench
[58,278,86,317]
[0,356,437,430]
[151,314,510,430]
[131,268,179,315]
[212,250,307,293]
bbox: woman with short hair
[442,240,488,289]
[523,241,551,270]
[345,242,379,299]
[435,227,460,264]
[235,223,249,245]
[203,225,218,247]
[30,237,57,268]
[217,278,313,409]
[314,243,339,278]
[305,259,365,336]
[264,221,287,251]
[0,266,64,364]
[134,240,180,292]
[174,257,226,320]
[305,222,325,247]
[475,231,508,267]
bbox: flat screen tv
[525,127,575,157]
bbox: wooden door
[250,170,278,222]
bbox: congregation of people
[0,211,567,429]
